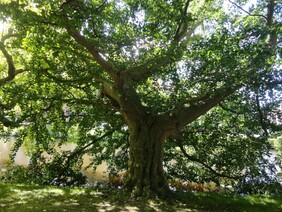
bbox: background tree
[0,0,281,197]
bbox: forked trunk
[125,116,169,197]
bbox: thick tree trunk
[125,116,169,197]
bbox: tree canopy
[0,0,281,197]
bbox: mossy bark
[125,116,169,197]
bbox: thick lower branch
[167,86,238,131]
[175,139,244,180]
[58,129,117,177]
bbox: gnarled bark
[125,116,169,197]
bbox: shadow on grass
[0,184,281,211]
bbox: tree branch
[218,103,244,115]
[0,35,26,84]
[121,53,172,82]
[67,128,117,160]
[171,94,211,115]
[65,27,120,84]
[1,32,18,43]
[167,86,238,132]
[54,128,118,182]
[174,138,244,180]
[41,68,97,84]
[266,0,277,47]
[121,27,198,83]
[174,0,192,42]
[0,42,16,83]
[253,80,282,87]
[228,0,267,19]
[0,114,22,127]
[121,0,200,84]
[40,96,110,109]
[255,92,269,137]
[0,116,14,127]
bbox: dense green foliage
[0,0,281,196]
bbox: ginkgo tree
[0,0,281,197]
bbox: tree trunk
[125,115,169,197]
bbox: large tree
[0,0,281,196]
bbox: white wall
[0,139,30,167]
[0,139,108,182]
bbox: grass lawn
[0,183,281,211]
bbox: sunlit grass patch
[0,184,102,211]
[0,183,282,211]
[244,195,281,206]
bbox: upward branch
[266,0,277,47]
[121,0,199,83]
[65,27,120,84]
[59,0,121,85]
[174,0,192,42]
[0,33,26,85]
[164,86,238,133]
